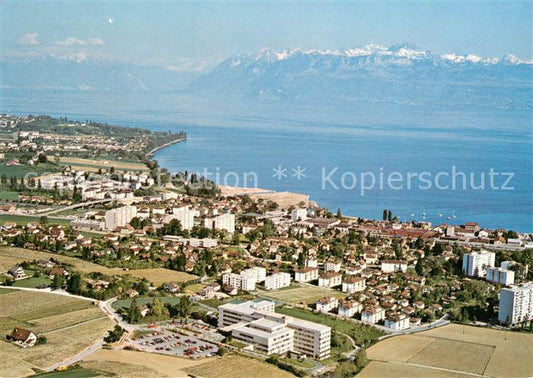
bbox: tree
[135,279,150,295]
[67,273,82,294]
[387,210,392,222]
[128,298,142,323]
[51,274,64,290]
[336,208,342,218]
[355,349,369,369]
[104,325,124,343]
[151,298,164,317]
[415,258,424,275]
[39,215,48,225]
[382,209,387,220]
[175,295,192,321]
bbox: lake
[2,89,532,231]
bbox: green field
[112,296,186,310]
[0,163,60,177]
[276,306,384,347]
[0,190,20,201]
[0,214,71,226]
[259,285,346,304]
[12,276,52,288]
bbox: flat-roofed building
[462,251,495,278]
[498,282,533,326]
[381,260,408,273]
[204,213,235,233]
[486,267,515,286]
[228,318,294,355]
[218,300,330,359]
[265,272,291,290]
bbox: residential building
[325,258,342,272]
[342,277,366,293]
[305,258,318,268]
[486,267,515,286]
[8,266,26,280]
[498,282,533,326]
[338,300,362,318]
[104,205,137,231]
[361,306,386,324]
[242,266,267,283]
[381,260,408,273]
[7,328,37,348]
[318,272,342,288]
[462,251,496,277]
[218,300,331,359]
[294,267,319,283]
[316,296,338,313]
[204,213,235,233]
[385,314,410,331]
[222,271,257,291]
[170,206,195,230]
[265,272,291,290]
[291,208,307,222]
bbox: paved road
[43,198,115,215]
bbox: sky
[1,1,532,71]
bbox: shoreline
[218,185,318,209]
[146,136,187,157]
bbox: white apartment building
[222,271,257,291]
[342,277,366,293]
[70,219,104,231]
[361,306,386,324]
[486,267,515,286]
[305,258,318,268]
[462,251,496,277]
[218,300,331,359]
[204,213,235,233]
[291,208,307,222]
[242,266,267,283]
[498,282,533,326]
[381,260,408,273]
[294,267,319,283]
[104,205,137,231]
[325,259,342,272]
[265,272,291,290]
[316,296,339,313]
[318,272,342,288]
[170,206,196,230]
[385,313,410,331]
[338,300,362,318]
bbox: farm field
[0,289,113,377]
[0,248,197,285]
[0,214,72,226]
[57,157,148,172]
[259,284,345,304]
[80,349,207,377]
[183,354,296,378]
[362,324,533,377]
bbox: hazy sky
[2,1,532,70]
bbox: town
[0,114,531,377]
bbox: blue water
[2,89,532,231]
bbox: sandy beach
[219,185,317,209]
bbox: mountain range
[2,43,532,109]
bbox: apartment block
[462,251,496,277]
[242,266,267,283]
[294,267,319,283]
[204,213,235,233]
[338,300,362,318]
[291,208,307,222]
[325,258,342,272]
[316,296,338,313]
[342,277,366,293]
[170,206,196,230]
[381,260,408,273]
[318,272,342,288]
[104,206,137,231]
[265,272,291,290]
[222,271,257,291]
[498,282,533,325]
[361,306,386,324]
[486,267,515,286]
[384,313,410,331]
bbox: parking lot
[131,330,219,358]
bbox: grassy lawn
[276,306,384,347]
[57,157,148,172]
[280,357,315,369]
[260,285,346,304]
[112,296,185,310]
[0,190,20,201]
[12,276,52,288]
[183,283,205,294]
[0,163,60,177]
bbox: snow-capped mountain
[189,43,532,108]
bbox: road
[43,198,116,215]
